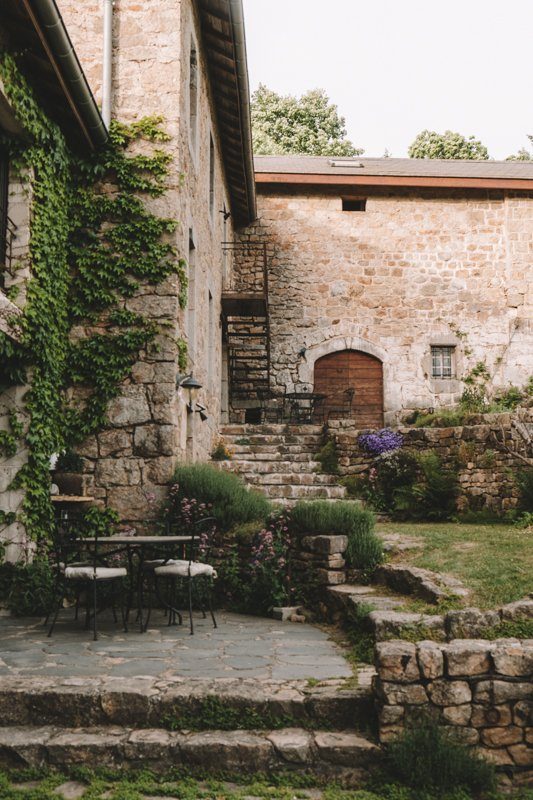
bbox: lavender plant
[358,428,404,455]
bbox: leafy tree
[251,84,362,156]
[507,135,533,161]
[408,129,489,160]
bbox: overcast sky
[242,0,532,160]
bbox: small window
[431,346,455,379]
[209,135,215,219]
[342,198,366,212]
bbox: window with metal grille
[431,346,455,379]
[342,198,366,212]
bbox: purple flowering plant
[358,428,404,456]
[249,510,292,608]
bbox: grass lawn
[377,521,532,609]
[2,771,532,800]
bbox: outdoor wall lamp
[177,374,203,411]
[298,347,307,359]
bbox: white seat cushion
[154,561,217,579]
[64,566,127,581]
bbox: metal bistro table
[76,534,193,632]
[285,391,326,424]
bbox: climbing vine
[0,52,187,550]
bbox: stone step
[0,676,374,733]
[262,484,347,500]
[224,435,324,447]
[229,445,321,457]
[216,459,322,473]
[327,585,446,642]
[236,473,342,487]
[0,725,381,783]
[221,424,324,436]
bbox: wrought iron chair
[326,388,355,422]
[257,386,286,423]
[47,512,128,640]
[142,517,218,635]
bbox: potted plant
[52,450,85,496]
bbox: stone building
[228,156,533,426]
[54,0,256,522]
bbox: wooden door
[314,350,383,428]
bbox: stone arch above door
[298,335,387,385]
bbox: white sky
[242,0,532,160]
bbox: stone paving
[0,610,353,681]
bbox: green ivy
[0,53,186,551]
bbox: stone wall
[237,187,533,422]
[330,409,533,512]
[54,0,236,526]
[374,638,533,785]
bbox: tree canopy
[506,135,533,161]
[408,130,490,160]
[251,84,362,157]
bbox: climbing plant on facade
[0,52,186,551]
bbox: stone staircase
[218,424,348,504]
[0,675,380,784]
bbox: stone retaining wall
[330,410,532,512]
[374,638,533,784]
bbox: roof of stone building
[198,0,256,224]
[0,0,106,151]
[254,156,533,190]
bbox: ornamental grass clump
[171,464,270,531]
[382,717,495,797]
[290,500,382,572]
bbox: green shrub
[170,464,270,530]
[290,500,382,572]
[516,468,533,512]
[383,717,495,796]
[315,439,339,474]
[0,560,55,616]
[393,452,458,521]
[414,409,468,428]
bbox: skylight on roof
[328,160,365,168]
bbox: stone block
[417,641,444,680]
[98,429,133,457]
[443,726,479,745]
[446,640,491,676]
[514,700,533,727]
[300,535,348,554]
[508,743,533,767]
[267,729,314,764]
[313,731,380,766]
[95,458,141,487]
[133,424,175,457]
[442,704,472,726]
[375,641,420,683]
[491,641,533,677]
[481,747,514,767]
[500,598,533,621]
[369,611,445,642]
[315,568,346,585]
[107,386,151,426]
[446,607,500,639]
[378,681,428,706]
[474,680,532,705]
[379,705,404,725]
[428,680,471,706]
[481,726,524,747]
[471,704,512,728]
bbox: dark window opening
[245,407,262,424]
[0,150,9,288]
[342,198,366,212]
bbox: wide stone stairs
[0,675,380,783]
[219,424,347,504]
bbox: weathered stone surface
[446,640,491,676]
[428,680,471,707]
[442,704,472,726]
[481,726,524,747]
[301,535,348,555]
[267,728,314,764]
[123,728,175,761]
[178,730,273,771]
[369,611,445,642]
[475,680,533,705]
[95,458,141,486]
[417,641,444,680]
[374,564,467,603]
[53,781,91,799]
[509,743,533,767]
[133,424,175,457]
[491,641,533,677]
[314,731,380,766]
[446,608,500,639]
[98,429,133,457]
[514,701,533,727]
[107,386,151,427]
[379,705,404,725]
[375,641,419,683]
[500,598,533,621]
[378,682,428,706]
[471,704,513,728]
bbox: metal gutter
[24,0,108,149]
[254,172,533,192]
[227,0,256,223]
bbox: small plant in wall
[211,440,232,461]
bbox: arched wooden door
[314,349,384,428]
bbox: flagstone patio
[0,610,355,682]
